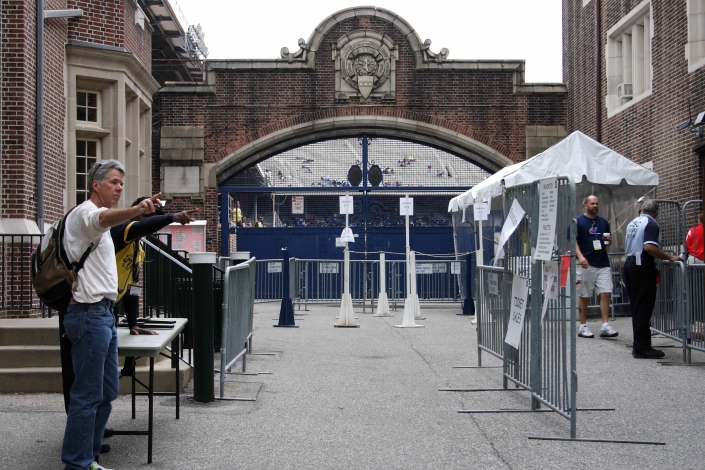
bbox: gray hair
[87,160,125,197]
[640,198,659,215]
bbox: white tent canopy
[448,131,659,212]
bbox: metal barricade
[254,259,284,302]
[686,264,705,359]
[500,176,578,437]
[651,260,688,361]
[219,257,256,398]
[476,266,512,365]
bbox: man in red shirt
[685,212,704,264]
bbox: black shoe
[632,348,665,359]
[100,443,111,454]
[103,428,114,438]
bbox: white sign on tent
[473,201,490,221]
[493,198,525,266]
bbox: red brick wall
[0,0,65,224]
[563,0,704,203]
[67,0,123,48]
[156,16,567,253]
[123,0,151,71]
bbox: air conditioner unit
[617,83,633,100]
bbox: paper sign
[493,198,526,266]
[400,197,414,216]
[340,227,355,243]
[505,275,530,349]
[339,196,354,214]
[292,196,304,214]
[533,177,558,261]
[319,262,339,274]
[267,262,282,273]
[335,237,346,247]
[451,262,461,274]
[416,263,433,275]
[474,201,490,221]
[541,260,560,321]
[487,273,499,295]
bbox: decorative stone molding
[280,38,310,63]
[333,31,397,100]
[215,113,516,185]
[418,39,449,64]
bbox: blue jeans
[61,298,119,470]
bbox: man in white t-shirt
[61,160,161,470]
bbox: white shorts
[576,265,613,298]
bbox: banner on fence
[494,198,526,266]
[505,275,530,348]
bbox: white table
[113,317,188,464]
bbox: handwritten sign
[400,197,414,216]
[505,275,530,349]
[292,196,304,214]
[451,261,461,274]
[474,201,490,221]
[340,227,355,243]
[533,177,558,261]
[339,196,354,214]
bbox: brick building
[0,0,203,236]
[563,0,705,204]
[155,6,568,254]
[0,0,204,315]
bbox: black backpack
[31,207,93,311]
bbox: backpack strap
[57,206,94,277]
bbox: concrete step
[0,317,60,346]
[0,345,171,369]
[0,359,192,394]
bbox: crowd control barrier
[686,264,705,360]
[476,266,512,365]
[219,257,258,400]
[261,257,467,307]
[461,176,580,440]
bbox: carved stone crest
[334,31,397,100]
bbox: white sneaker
[89,461,114,470]
[600,324,619,338]
[578,324,594,338]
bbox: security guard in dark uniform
[623,199,680,358]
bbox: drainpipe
[36,0,45,233]
[595,0,602,143]
[36,5,82,233]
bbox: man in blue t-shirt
[575,195,618,338]
[624,199,680,358]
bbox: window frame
[76,89,101,126]
[686,0,705,72]
[605,0,653,118]
[74,138,101,205]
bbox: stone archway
[216,111,516,185]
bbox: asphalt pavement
[1,302,703,469]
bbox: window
[606,1,653,117]
[76,139,99,204]
[687,0,705,72]
[76,90,99,124]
